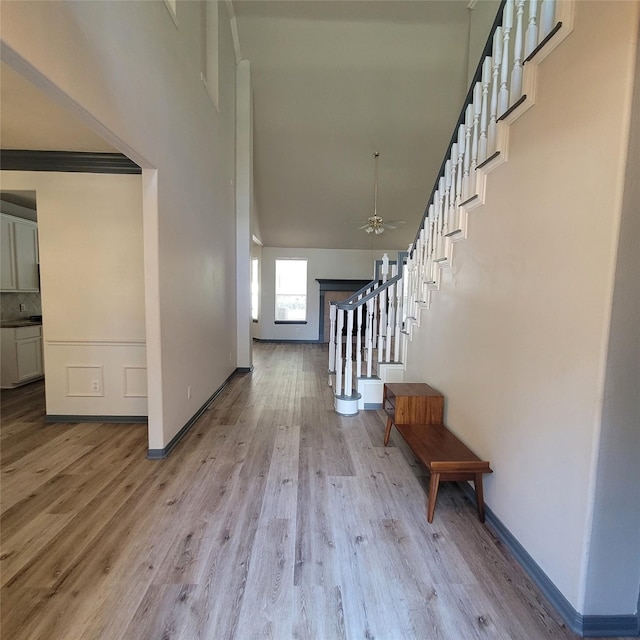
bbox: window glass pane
[275,259,307,321]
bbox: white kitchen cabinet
[0,214,39,292]
[1,325,44,388]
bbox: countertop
[0,320,43,328]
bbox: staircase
[329,0,575,416]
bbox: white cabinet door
[1,216,17,291]
[16,336,43,381]
[14,220,39,291]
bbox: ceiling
[0,1,494,251]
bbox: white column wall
[236,60,253,370]
[403,1,639,614]
[1,1,238,449]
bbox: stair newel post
[479,57,491,164]
[356,295,363,379]
[382,252,389,284]
[540,0,555,42]
[471,81,482,176]
[524,0,539,58]
[489,28,502,154]
[443,160,452,237]
[344,308,354,397]
[510,0,526,105]
[386,280,394,363]
[335,307,344,397]
[328,302,337,377]
[463,105,473,201]
[499,0,513,116]
[366,298,374,378]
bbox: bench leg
[383,416,393,446]
[474,473,486,523]
[427,472,441,523]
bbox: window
[275,258,307,322]
[251,257,259,322]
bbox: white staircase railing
[328,0,573,415]
[329,254,407,415]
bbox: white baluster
[456,124,465,206]
[344,308,353,397]
[335,308,344,397]
[524,0,539,58]
[437,177,446,253]
[510,0,525,105]
[371,283,378,357]
[443,159,452,237]
[489,28,502,154]
[449,144,459,233]
[479,57,491,163]
[394,275,403,362]
[385,281,394,363]
[539,0,555,42]
[356,298,363,378]
[471,81,482,175]
[499,0,513,116]
[382,253,389,283]
[463,105,473,200]
[328,302,336,374]
[378,286,387,361]
[366,298,374,378]
[432,187,441,260]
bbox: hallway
[0,343,617,639]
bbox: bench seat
[391,422,493,523]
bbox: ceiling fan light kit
[360,151,405,235]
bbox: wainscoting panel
[45,340,147,417]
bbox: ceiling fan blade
[357,224,370,230]
[385,220,406,226]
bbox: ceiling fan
[359,152,405,234]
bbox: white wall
[257,247,397,341]
[1,171,146,416]
[467,0,501,85]
[583,29,640,616]
[403,1,639,615]
[1,1,239,448]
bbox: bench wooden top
[395,423,493,474]
[384,383,443,397]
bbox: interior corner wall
[1,1,238,449]
[583,24,640,616]
[236,59,253,369]
[403,1,638,614]
[0,170,146,417]
[258,247,394,342]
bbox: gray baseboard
[45,414,147,423]
[457,482,640,637]
[146,369,239,460]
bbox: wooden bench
[386,422,493,524]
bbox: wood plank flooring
[0,343,617,639]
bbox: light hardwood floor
[0,343,616,639]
